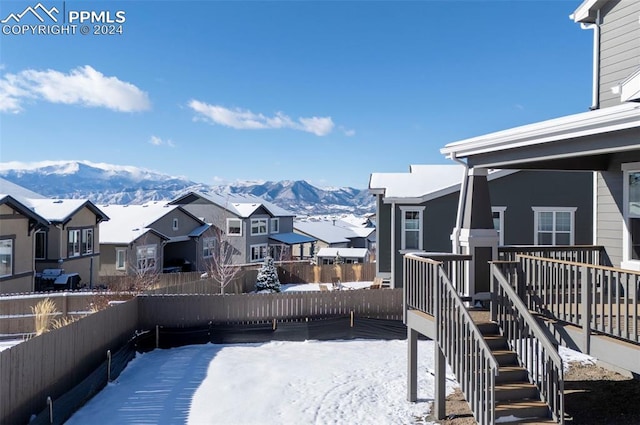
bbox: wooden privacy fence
[0,300,138,425]
[138,289,402,328]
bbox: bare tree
[203,225,242,294]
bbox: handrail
[517,253,640,275]
[492,263,564,423]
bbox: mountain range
[0,161,375,215]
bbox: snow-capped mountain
[0,160,375,215]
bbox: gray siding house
[99,203,215,275]
[170,192,315,264]
[369,165,593,288]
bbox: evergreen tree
[255,256,281,292]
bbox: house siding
[598,0,640,108]
[0,206,35,294]
[376,198,392,274]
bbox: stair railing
[492,262,564,424]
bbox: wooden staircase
[476,320,556,424]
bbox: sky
[61,339,595,425]
[0,0,593,189]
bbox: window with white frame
[532,207,576,245]
[227,218,242,236]
[492,207,506,246]
[35,230,46,260]
[270,218,280,234]
[116,248,127,270]
[82,228,94,255]
[251,219,268,236]
[68,229,81,257]
[622,164,640,268]
[250,244,268,262]
[136,244,157,272]
[0,238,13,278]
[400,206,424,251]
[172,218,179,231]
[203,237,216,258]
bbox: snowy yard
[64,339,595,425]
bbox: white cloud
[340,126,356,137]
[0,65,150,113]
[188,100,335,136]
[149,135,175,147]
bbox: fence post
[581,265,591,354]
[107,350,112,382]
[62,292,68,319]
[47,396,53,424]
[156,325,160,349]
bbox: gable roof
[316,247,369,259]
[170,191,295,218]
[369,164,518,204]
[0,194,49,230]
[99,202,185,244]
[294,220,360,244]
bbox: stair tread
[496,382,537,389]
[496,400,549,409]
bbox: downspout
[449,154,469,254]
[581,10,600,110]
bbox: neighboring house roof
[189,223,212,238]
[369,164,519,204]
[0,178,108,224]
[316,247,369,258]
[269,232,316,245]
[571,0,608,23]
[0,177,46,199]
[0,194,49,230]
[99,203,190,244]
[27,198,109,225]
[170,191,295,218]
[294,220,359,244]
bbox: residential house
[170,192,315,263]
[315,247,370,264]
[369,164,593,288]
[293,218,376,262]
[99,202,216,276]
[404,1,640,423]
[0,178,109,291]
[0,195,49,294]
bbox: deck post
[434,342,446,419]
[581,265,592,354]
[407,327,418,402]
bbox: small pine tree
[255,256,281,293]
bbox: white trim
[251,218,268,236]
[390,201,396,289]
[202,237,216,259]
[0,238,13,278]
[226,218,242,236]
[532,207,577,245]
[441,103,640,160]
[399,206,425,251]
[270,218,279,234]
[172,218,179,231]
[250,243,268,262]
[621,163,640,268]
[620,68,640,103]
[115,248,126,270]
[571,0,608,23]
[491,206,507,246]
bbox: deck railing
[517,254,640,345]
[404,253,497,425]
[499,245,609,266]
[492,262,564,424]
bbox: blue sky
[0,0,592,188]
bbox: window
[492,207,507,246]
[227,218,242,236]
[68,229,81,257]
[532,207,576,246]
[400,206,424,251]
[172,218,179,231]
[116,248,126,270]
[250,244,268,262]
[35,231,46,259]
[251,219,268,236]
[0,239,13,277]
[203,237,216,258]
[270,218,280,234]
[82,228,94,255]
[136,244,157,272]
[622,164,640,269]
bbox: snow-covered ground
[281,281,373,292]
[65,339,595,425]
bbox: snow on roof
[26,198,91,223]
[294,220,358,244]
[175,191,294,218]
[0,177,46,199]
[316,247,369,258]
[0,194,49,226]
[369,164,464,201]
[99,202,177,244]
